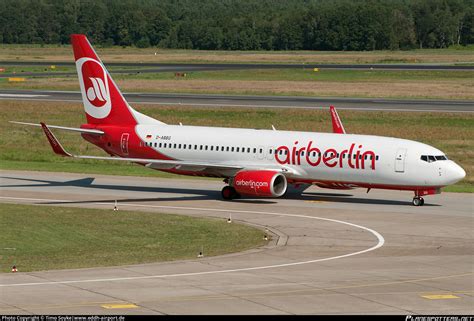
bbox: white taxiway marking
[0,196,385,287]
[0,94,49,98]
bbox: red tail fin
[71,34,137,126]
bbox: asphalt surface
[0,170,472,315]
[0,89,473,112]
[1,61,473,71]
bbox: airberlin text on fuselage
[275,141,376,170]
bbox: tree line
[1,0,473,50]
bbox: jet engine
[233,170,287,197]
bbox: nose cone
[445,161,466,185]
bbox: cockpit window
[421,155,448,163]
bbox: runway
[1,89,473,112]
[2,61,473,71]
[0,170,472,315]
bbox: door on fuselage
[120,133,130,155]
[395,148,407,173]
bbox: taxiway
[0,170,472,314]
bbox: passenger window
[183,144,186,150]
[259,148,263,153]
[194,145,197,150]
[376,156,379,160]
[253,148,257,153]
[236,147,239,152]
[226,147,230,152]
[178,144,181,149]
[247,148,251,153]
[231,147,234,152]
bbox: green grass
[0,203,267,273]
[443,183,473,193]
[1,45,473,64]
[1,67,471,100]
[0,100,472,192]
[114,68,473,82]
[1,67,471,84]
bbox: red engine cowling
[233,170,287,197]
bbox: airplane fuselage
[85,123,465,193]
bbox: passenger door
[394,148,407,173]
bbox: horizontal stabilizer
[10,121,104,135]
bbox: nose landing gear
[412,196,425,206]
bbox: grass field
[1,68,472,100]
[1,45,473,64]
[0,100,472,192]
[0,203,267,273]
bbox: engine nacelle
[233,170,287,197]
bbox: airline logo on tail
[76,57,111,119]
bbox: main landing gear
[221,186,240,200]
[412,196,425,206]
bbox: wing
[329,106,346,134]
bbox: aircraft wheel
[222,186,237,200]
[412,197,422,206]
[420,197,425,206]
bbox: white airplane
[13,34,466,206]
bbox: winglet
[40,122,73,157]
[329,105,346,134]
